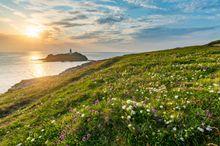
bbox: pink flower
[206,111,212,118]
[152,108,157,113]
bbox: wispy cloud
[0,0,220,51]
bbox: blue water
[0,52,129,93]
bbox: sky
[0,0,220,52]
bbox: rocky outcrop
[40,52,88,62]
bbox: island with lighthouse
[40,49,88,62]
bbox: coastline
[6,61,97,93]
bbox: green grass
[0,44,219,146]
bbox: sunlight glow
[32,63,45,77]
[25,27,41,38]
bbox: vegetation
[0,43,219,146]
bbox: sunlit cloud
[0,0,220,52]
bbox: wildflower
[31,138,35,142]
[39,135,42,139]
[159,105,163,109]
[127,105,133,110]
[60,133,65,141]
[112,98,116,101]
[87,134,91,139]
[121,116,124,119]
[147,109,150,112]
[180,137,184,141]
[26,137,31,140]
[174,95,179,99]
[16,143,22,146]
[197,127,204,132]
[82,136,87,142]
[206,111,212,118]
[131,110,136,115]
[140,110,143,113]
[51,120,55,123]
[209,90,214,93]
[41,129,45,132]
[127,115,131,120]
[152,108,157,113]
[128,124,132,127]
[82,133,91,142]
[173,127,177,131]
[170,115,175,119]
[81,114,85,117]
[206,126,212,131]
[126,100,132,104]
[122,105,126,110]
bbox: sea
[0,52,130,93]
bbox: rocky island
[40,50,88,62]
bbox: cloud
[1,0,220,52]
[135,25,220,40]
[97,15,125,24]
[63,14,88,21]
[123,0,164,10]
[49,21,89,28]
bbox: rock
[40,52,88,62]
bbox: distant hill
[0,42,219,145]
[207,40,220,46]
[40,52,88,62]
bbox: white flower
[39,135,42,138]
[41,129,45,132]
[206,126,212,131]
[122,105,126,110]
[127,115,131,120]
[197,127,204,132]
[170,115,175,119]
[180,137,184,141]
[26,137,31,140]
[209,90,214,93]
[173,127,177,131]
[127,105,133,110]
[16,143,22,146]
[131,110,136,115]
[159,105,163,109]
[121,116,124,119]
[126,100,132,104]
[128,124,132,127]
[81,114,85,117]
[174,95,179,99]
[140,110,143,113]
[31,138,35,142]
[147,109,150,112]
[51,120,55,123]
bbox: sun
[25,27,41,38]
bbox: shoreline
[4,61,97,94]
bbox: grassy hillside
[0,44,219,146]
